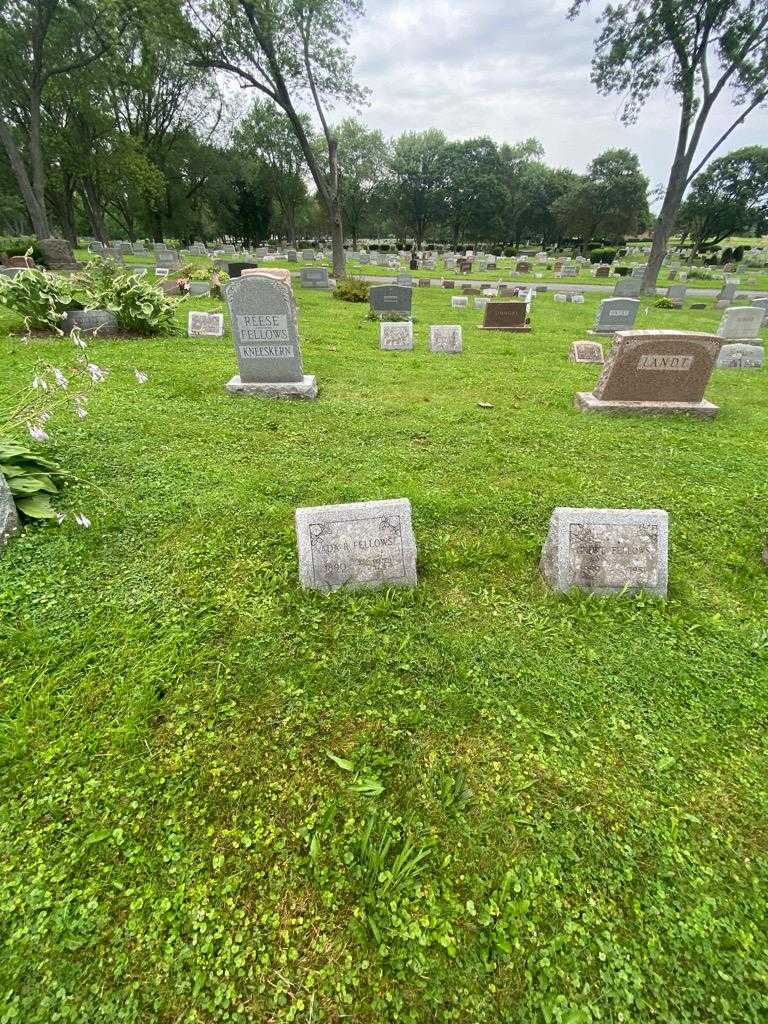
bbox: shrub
[589,246,618,264]
[96,274,179,334]
[0,269,81,330]
[0,440,67,521]
[0,236,44,264]
[687,267,714,280]
[333,277,369,303]
[613,266,631,277]
[655,297,677,309]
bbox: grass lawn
[1,285,767,1023]
[72,248,768,294]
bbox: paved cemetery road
[314,273,768,298]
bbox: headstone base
[574,392,719,419]
[586,328,617,336]
[226,374,318,399]
[477,325,531,332]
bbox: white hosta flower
[56,512,67,525]
[53,368,69,388]
[75,403,88,419]
[74,513,91,528]
[32,375,48,391]
[134,369,148,384]
[26,422,49,442]
[86,362,107,383]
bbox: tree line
[2,0,767,287]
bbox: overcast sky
[329,0,768,200]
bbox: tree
[387,129,448,247]
[440,138,507,248]
[0,0,115,238]
[234,100,312,245]
[175,0,367,278]
[571,0,768,291]
[334,119,388,248]
[553,149,649,242]
[677,146,768,255]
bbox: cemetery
[1,0,768,1020]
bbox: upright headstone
[223,275,317,398]
[479,302,530,332]
[188,311,225,337]
[613,277,642,298]
[667,284,687,304]
[451,296,468,308]
[286,250,298,262]
[594,265,611,278]
[750,297,768,323]
[717,306,764,342]
[302,249,316,261]
[295,498,417,592]
[300,267,331,290]
[540,507,669,597]
[589,298,640,335]
[574,329,721,419]
[715,282,737,308]
[428,326,462,353]
[369,285,412,317]
[380,322,414,350]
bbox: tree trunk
[330,200,345,279]
[641,164,688,293]
[0,121,50,237]
[81,179,108,242]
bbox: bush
[589,246,618,264]
[0,236,44,264]
[96,274,179,334]
[687,267,714,280]
[0,269,81,330]
[0,440,67,521]
[333,277,369,303]
[655,297,677,309]
[613,266,631,277]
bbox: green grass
[1,286,767,1023]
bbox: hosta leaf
[14,493,56,519]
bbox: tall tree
[0,0,115,238]
[174,0,367,278]
[570,0,768,291]
[553,148,649,242]
[234,100,311,245]
[333,118,388,248]
[387,129,447,248]
[677,145,768,255]
[440,137,506,248]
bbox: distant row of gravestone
[293,497,671,598]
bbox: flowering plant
[1,327,148,527]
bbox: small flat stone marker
[295,498,417,592]
[380,322,413,350]
[540,507,669,597]
[188,311,224,337]
[428,325,462,353]
[569,340,604,363]
[223,274,317,399]
[574,329,721,419]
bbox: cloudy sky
[329,0,768,199]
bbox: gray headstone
[223,275,316,398]
[369,285,412,316]
[716,343,764,369]
[590,298,640,335]
[302,249,316,261]
[540,507,668,597]
[300,266,331,289]
[0,471,21,554]
[717,306,764,341]
[429,325,462,353]
[751,298,768,323]
[295,498,417,592]
[188,311,224,337]
[613,277,642,298]
[451,296,468,308]
[380,322,414,350]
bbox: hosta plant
[96,274,179,334]
[0,441,67,521]
[0,268,81,331]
